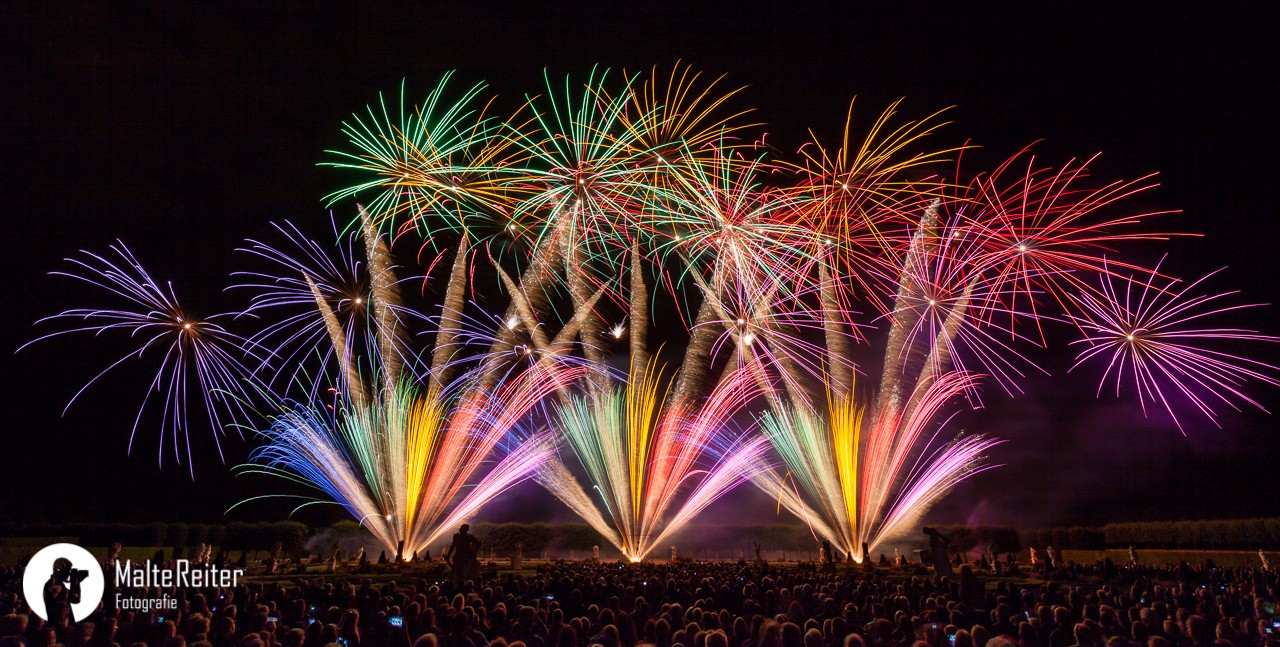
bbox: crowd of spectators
[2,554,1277,647]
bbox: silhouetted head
[460,524,470,534]
[51,557,73,581]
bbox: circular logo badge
[22,543,105,622]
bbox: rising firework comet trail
[231,207,602,555]
[233,216,430,397]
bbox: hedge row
[1022,518,1280,550]
[457,524,821,555]
[464,524,1021,557]
[6,517,1277,555]
[0,521,308,553]
[929,525,1022,554]
[468,523,606,553]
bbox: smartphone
[545,595,555,601]
[308,618,317,626]
[1024,612,1031,620]
[948,635,957,647]
[338,639,350,647]
[267,616,279,623]
[389,617,404,628]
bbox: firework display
[26,65,1279,558]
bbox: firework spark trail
[644,144,813,292]
[950,150,1177,336]
[22,242,257,473]
[317,78,586,396]
[883,217,1056,401]
[233,218,433,398]
[231,201,603,555]
[523,132,826,561]
[322,74,525,243]
[789,99,959,316]
[508,67,646,229]
[641,141,830,406]
[716,278,845,394]
[203,184,596,554]
[1067,259,1280,431]
[858,372,991,544]
[755,370,998,559]
[500,67,651,340]
[539,363,769,562]
[755,398,861,551]
[235,219,366,357]
[241,361,582,555]
[408,363,582,542]
[492,72,804,563]
[873,433,1003,540]
[747,140,1195,559]
[619,62,759,163]
[744,112,1012,559]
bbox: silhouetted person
[103,542,121,613]
[958,564,984,612]
[1045,545,1059,577]
[443,523,480,587]
[1103,556,1118,581]
[923,527,953,579]
[44,557,86,622]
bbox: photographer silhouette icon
[22,543,104,622]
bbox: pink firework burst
[1068,258,1280,431]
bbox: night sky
[2,2,1277,530]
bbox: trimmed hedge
[1022,517,1280,550]
[0,521,308,553]
[5,516,1276,555]
[930,525,1022,554]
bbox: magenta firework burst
[1068,259,1280,430]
